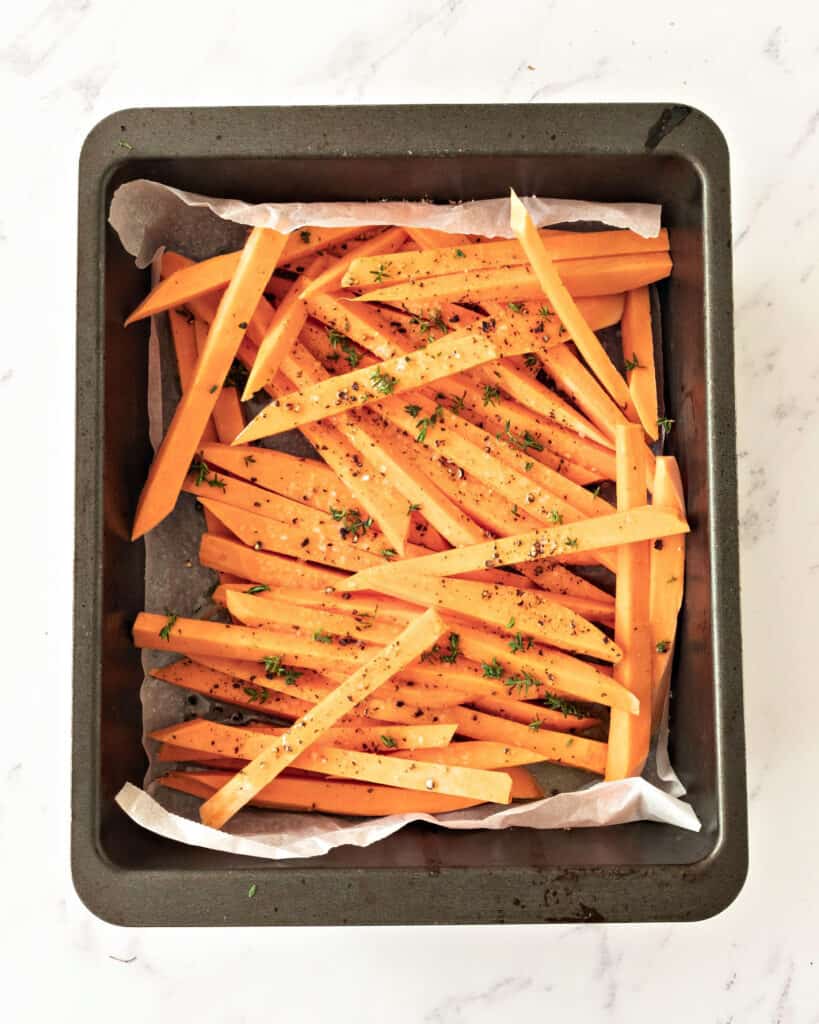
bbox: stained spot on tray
[644,105,692,150]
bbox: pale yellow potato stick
[198,608,449,828]
[345,572,621,663]
[606,425,653,780]
[344,506,690,590]
[649,456,687,729]
[152,718,509,804]
[131,227,287,538]
[509,189,637,419]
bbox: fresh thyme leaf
[454,249,466,258]
[245,584,270,594]
[481,658,504,679]
[408,502,421,513]
[563,536,579,548]
[509,632,526,653]
[370,262,391,283]
[159,610,178,641]
[380,734,398,749]
[404,403,422,417]
[261,655,302,686]
[439,633,461,664]
[547,509,563,524]
[657,416,675,435]
[482,385,501,406]
[313,630,333,644]
[624,354,641,372]
[656,640,670,653]
[449,391,466,413]
[247,883,258,898]
[370,369,397,395]
[381,548,398,560]
[507,302,525,313]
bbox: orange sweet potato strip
[422,706,608,776]
[199,497,398,575]
[234,325,538,444]
[339,410,486,548]
[344,506,689,594]
[190,288,412,555]
[125,251,242,326]
[303,294,612,447]
[539,342,630,443]
[389,739,544,769]
[152,717,457,755]
[191,316,244,444]
[299,227,407,300]
[197,608,456,828]
[241,256,328,401]
[131,228,287,538]
[199,533,345,589]
[649,456,686,729]
[605,425,653,779]
[152,717,507,804]
[184,654,443,724]
[151,658,314,720]
[124,228,375,325]
[167,309,219,445]
[621,285,659,440]
[469,692,599,733]
[343,229,670,287]
[347,572,621,662]
[134,612,379,671]
[510,190,636,419]
[159,770,484,816]
[404,226,475,250]
[352,253,672,311]
[198,442,355,510]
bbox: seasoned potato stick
[197,608,452,827]
[649,456,687,728]
[345,506,689,589]
[343,229,670,286]
[510,190,636,418]
[606,425,653,779]
[132,227,287,538]
[621,285,660,440]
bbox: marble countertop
[5,0,818,1020]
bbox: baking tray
[73,103,747,925]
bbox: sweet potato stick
[621,285,659,440]
[345,506,689,589]
[509,189,636,418]
[343,229,670,286]
[132,227,286,538]
[197,608,451,827]
[605,425,653,779]
[649,456,686,728]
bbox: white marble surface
[3,0,818,1020]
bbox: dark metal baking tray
[73,103,746,925]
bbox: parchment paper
[110,181,698,860]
